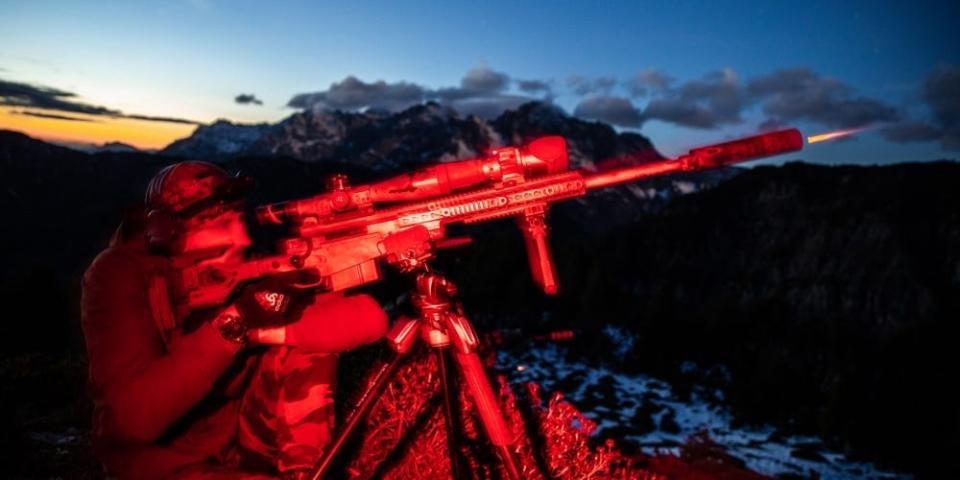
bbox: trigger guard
[289,270,325,290]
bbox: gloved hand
[234,271,317,329]
[251,293,388,352]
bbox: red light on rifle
[680,128,803,169]
[255,136,570,225]
[584,128,803,189]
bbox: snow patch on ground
[672,180,698,194]
[497,343,909,480]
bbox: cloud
[1,78,118,116]
[434,65,512,102]
[924,64,960,131]
[573,96,642,127]
[624,67,899,133]
[439,67,552,116]
[287,66,547,119]
[234,93,263,105]
[880,121,941,142]
[0,78,200,124]
[14,110,97,122]
[449,95,534,119]
[281,65,921,143]
[757,117,788,132]
[922,63,960,149]
[642,68,746,129]
[626,69,673,97]
[433,67,543,117]
[880,63,960,150]
[747,68,897,129]
[516,79,553,96]
[124,114,202,125]
[287,75,427,112]
[567,75,617,96]
[436,67,551,117]
[461,66,510,94]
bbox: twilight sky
[1,0,957,164]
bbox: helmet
[144,161,251,253]
[146,161,250,216]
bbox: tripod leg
[437,348,470,479]
[410,272,525,478]
[308,316,421,480]
[454,351,522,480]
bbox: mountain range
[160,102,659,170]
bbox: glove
[234,271,317,329]
[251,293,388,352]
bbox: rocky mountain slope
[162,119,274,158]
[160,102,661,171]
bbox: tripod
[308,268,524,480]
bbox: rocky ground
[3,347,775,480]
[497,332,909,479]
[4,337,912,479]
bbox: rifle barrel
[583,160,683,190]
[584,128,803,190]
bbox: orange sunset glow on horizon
[0,107,197,150]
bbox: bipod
[308,269,523,480]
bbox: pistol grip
[517,209,559,295]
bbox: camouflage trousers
[233,346,338,474]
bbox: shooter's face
[180,209,251,259]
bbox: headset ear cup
[145,209,180,254]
